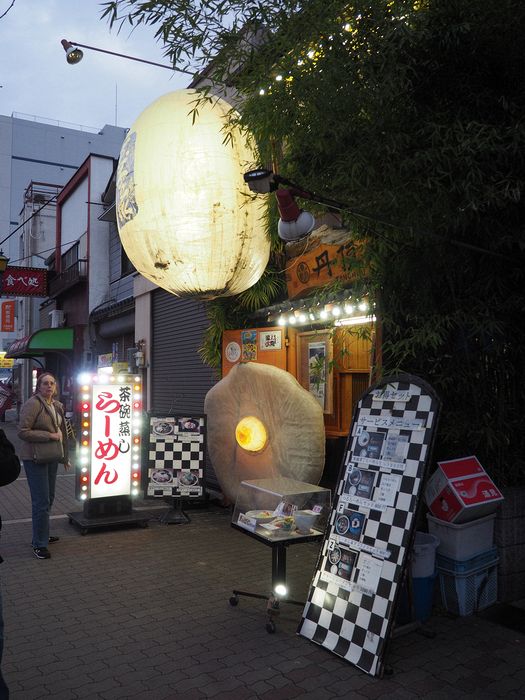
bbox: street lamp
[0,250,9,274]
[60,39,195,78]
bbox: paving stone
[0,451,523,700]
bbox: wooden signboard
[286,240,362,300]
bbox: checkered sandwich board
[147,415,205,498]
[297,374,440,677]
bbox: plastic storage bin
[437,549,498,616]
[427,512,495,559]
[411,532,440,578]
[436,546,498,574]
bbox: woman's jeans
[23,460,58,548]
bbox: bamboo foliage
[105,0,525,484]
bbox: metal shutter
[151,289,219,490]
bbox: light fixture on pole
[275,188,316,242]
[60,39,195,77]
[0,249,9,274]
[244,168,347,243]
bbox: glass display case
[232,477,331,542]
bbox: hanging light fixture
[116,89,270,298]
[275,189,316,242]
[0,250,9,273]
[61,40,84,64]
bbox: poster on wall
[297,330,333,414]
[297,374,440,677]
[147,414,206,498]
[241,330,257,361]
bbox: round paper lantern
[204,362,325,503]
[116,89,269,298]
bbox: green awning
[6,328,74,359]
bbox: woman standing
[18,372,71,560]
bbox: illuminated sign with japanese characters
[77,373,142,500]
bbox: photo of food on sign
[178,470,199,487]
[356,430,385,460]
[344,466,376,499]
[325,545,357,582]
[150,468,174,485]
[152,419,174,436]
[178,417,200,432]
[336,508,366,541]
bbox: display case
[232,477,331,542]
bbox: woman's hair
[34,372,59,398]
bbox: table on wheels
[229,523,324,633]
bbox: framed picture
[297,330,333,413]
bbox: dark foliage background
[105,0,525,484]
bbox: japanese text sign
[79,374,142,500]
[1,301,15,332]
[0,266,48,297]
[285,241,364,299]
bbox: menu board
[146,415,206,498]
[297,374,440,677]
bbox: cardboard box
[425,456,503,524]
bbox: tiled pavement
[1,412,524,699]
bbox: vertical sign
[298,374,440,677]
[1,301,15,332]
[77,373,142,501]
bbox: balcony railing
[48,259,88,297]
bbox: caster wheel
[68,517,73,524]
[140,522,148,528]
[229,596,239,606]
[266,621,276,634]
[81,528,88,536]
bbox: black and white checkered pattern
[298,375,440,677]
[146,415,206,498]
[149,441,204,471]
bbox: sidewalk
[1,412,524,699]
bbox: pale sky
[0,0,189,130]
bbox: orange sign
[1,301,15,332]
[285,240,364,299]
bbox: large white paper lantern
[116,89,269,298]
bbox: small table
[229,522,324,633]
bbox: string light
[265,297,374,327]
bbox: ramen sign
[77,373,142,500]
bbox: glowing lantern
[235,416,268,452]
[116,89,269,298]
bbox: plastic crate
[427,512,495,559]
[438,559,498,616]
[436,546,498,574]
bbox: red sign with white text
[0,266,48,296]
[1,301,15,331]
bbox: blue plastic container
[397,573,437,624]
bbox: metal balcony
[48,259,88,297]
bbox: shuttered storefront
[151,289,219,490]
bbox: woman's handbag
[32,439,64,464]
